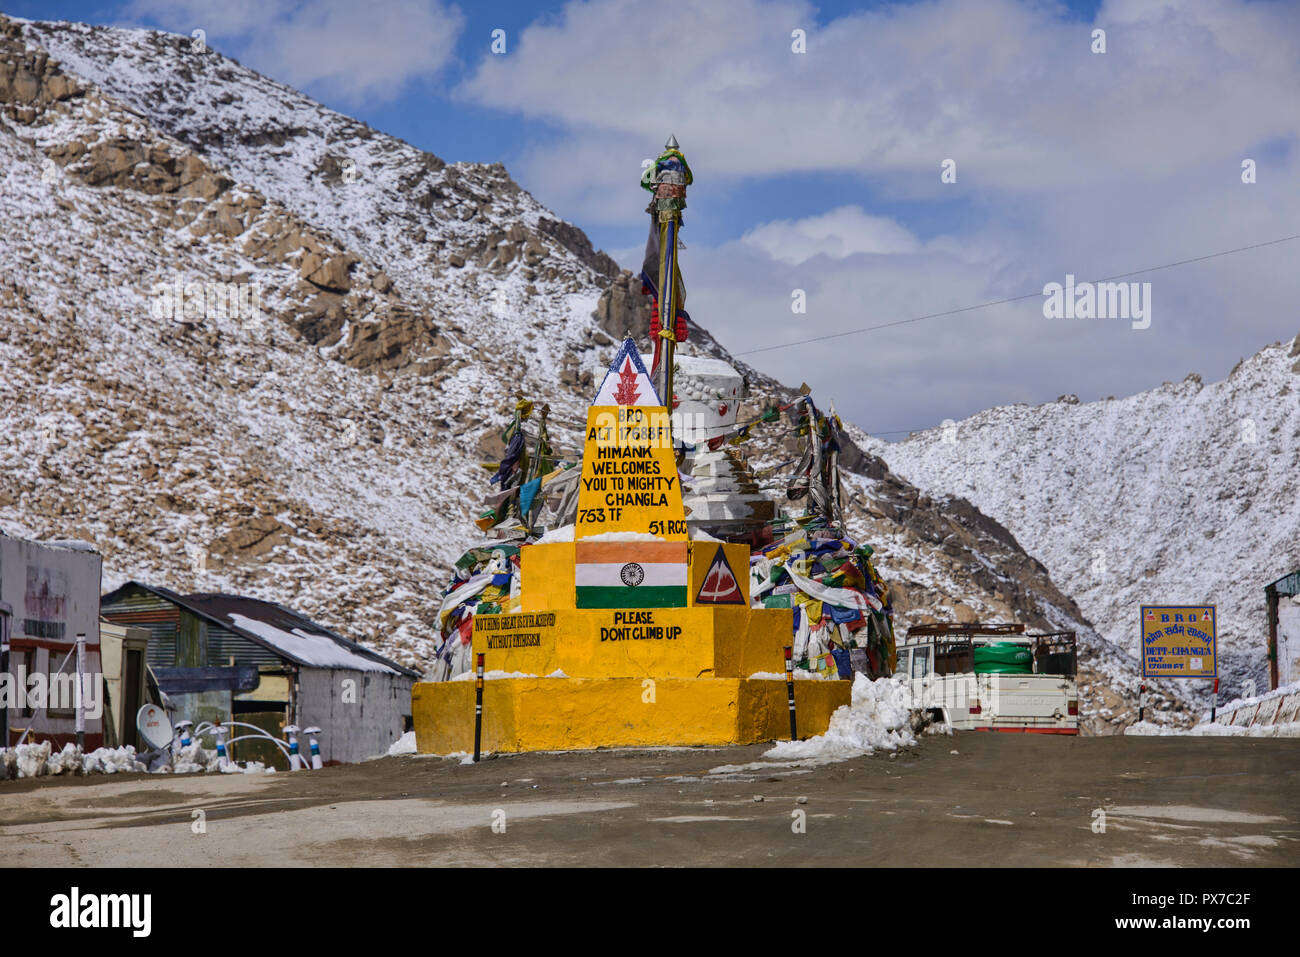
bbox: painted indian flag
[575,540,688,608]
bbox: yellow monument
[412,341,850,754]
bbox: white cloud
[452,0,1300,434]
[124,0,465,105]
[459,0,1300,222]
[741,206,920,265]
[681,146,1300,433]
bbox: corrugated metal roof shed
[101,582,418,677]
[1266,568,1300,596]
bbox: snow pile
[81,746,148,774]
[1211,678,1299,718]
[1125,678,1300,737]
[220,760,276,774]
[386,730,417,756]
[0,743,149,777]
[1,742,53,778]
[1125,720,1300,738]
[450,669,537,681]
[45,743,86,775]
[763,674,918,764]
[167,741,222,774]
[747,670,827,681]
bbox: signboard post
[1140,605,1218,721]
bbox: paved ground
[3,734,1298,866]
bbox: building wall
[296,668,413,764]
[1279,600,1300,688]
[1,536,103,747]
[1,536,101,644]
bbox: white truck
[897,623,1079,735]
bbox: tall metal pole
[0,602,11,748]
[658,216,679,412]
[74,632,86,751]
[645,135,691,427]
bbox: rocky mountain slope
[0,15,1187,730]
[875,338,1300,705]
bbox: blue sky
[6,0,1299,434]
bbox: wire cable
[738,234,1300,357]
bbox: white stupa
[643,354,776,532]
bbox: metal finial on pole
[665,133,679,150]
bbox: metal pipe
[210,721,288,766]
[223,734,293,761]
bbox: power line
[738,234,1300,357]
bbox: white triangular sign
[591,338,662,407]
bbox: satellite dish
[136,703,172,750]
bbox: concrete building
[101,582,417,766]
[0,531,104,749]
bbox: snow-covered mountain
[0,15,1189,729]
[875,338,1300,704]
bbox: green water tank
[973,642,1033,674]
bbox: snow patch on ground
[761,674,917,765]
[707,675,919,774]
[1125,720,1300,738]
[386,730,417,756]
[450,670,538,681]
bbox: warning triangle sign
[592,338,662,407]
[696,545,745,605]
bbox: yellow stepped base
[472,606,792,679]
[413,676,851,753]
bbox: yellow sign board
[471,605,790,679]
[576,405,687,540]
[1141,605,1217,678]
